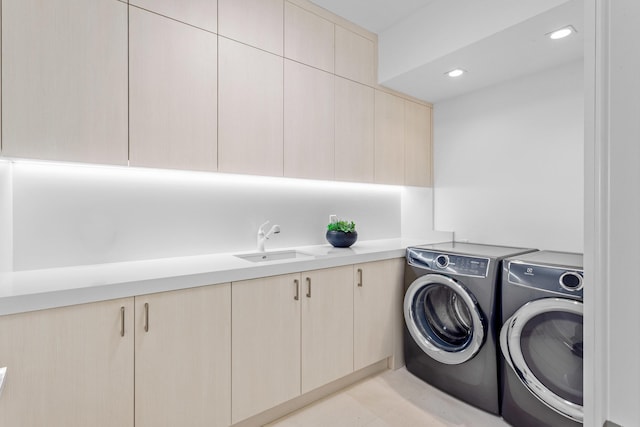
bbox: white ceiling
[309,0,584,103]
[308,0,437,33]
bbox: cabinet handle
[120,306,125,337]
[144,303,149,332]
[306,277,311,298]
[0,367,6,397]
[357,268,363,287]
[294,279,300,301]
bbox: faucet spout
[257,221,281,252]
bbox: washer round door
[500,298,583,423]
[404,274,485,365]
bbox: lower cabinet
[354,258,405,370]
[0,298,135,427]
[0,257,403,427]
[231,265,354,423]
[135,284,231,427]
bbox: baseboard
[231,359,389,427]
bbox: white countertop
[0,238,442,315]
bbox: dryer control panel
[507,261,584,298]
[406,248,490,278]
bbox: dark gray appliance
[500,251,583,427]
[404,242,536,415]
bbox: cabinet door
[0,299,134,427]
[129,8,218,171]
[374,90,405,185]
[354,258,404,370]
[232,274,301,423]
[218,38,284,176]
[284,2,334,72]
[301,266,354,393]
[335,26,376,86]
[135,284,231,427]
[405,101,433,187]
[335,77,375,183]
[284,60,335,180]
[2,0,128,165]
[218,0,283,55]
[130,0,217,33]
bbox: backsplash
[8,161,408,271]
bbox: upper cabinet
[218,38,284,176]
[129,0,217,33]
[0,0,432,187]
[335,26,376,86]
[1,0,128,165]
[374,90,406,185]
[284,60,335,180]
[284,2,334,73]
[218,0,284,55]
[405,101,433,187]
[335,77,375,183]
[129,8,218,172]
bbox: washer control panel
[507,261,584,297]
[407,248,490,278]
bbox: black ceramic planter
[326,230,358,248]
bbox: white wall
[433,60,584,252]
[10,162,405,271]
[0,161,12,272]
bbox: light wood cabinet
[135,285,231,427]
[374,90,406,185]
[335,77,375,183]
[284,60,335,180]
[218,0,284,55]
[1,0,128,165]
[354,258,405,370]
[335,25,376,86]
[231,266,354,422]
[404,101,433,187]
[218,38,284,176]
[301,266,354,393]
[129,0,217,33]
[129,8,218,172]
[0,299,134,427]
[232,273,301,423]
[284,1,334,72]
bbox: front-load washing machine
[500,251,583,427]
[404,242,536,414]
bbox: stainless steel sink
[235,250,314,263]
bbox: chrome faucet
[257,221,280,252]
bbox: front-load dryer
[404,242,536,414]
[500,251,583,427]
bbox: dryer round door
[500,298,583,423]
[404,274,485,365]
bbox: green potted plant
[326,219,357,248]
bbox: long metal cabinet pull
[119,306,125,337]
[357,268,363,287]
[306,277,311,298]
[144,303,149,332]
[294,279,300,300]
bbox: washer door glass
[404,274,485,365]
[500,298,583,422]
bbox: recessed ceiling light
[548,25,576,40]
[446,69,466,78]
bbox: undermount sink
[235,250,314,263]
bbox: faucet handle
[258,220,270,234]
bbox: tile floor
[266,368,511,427]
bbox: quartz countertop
[0,238,446,315]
